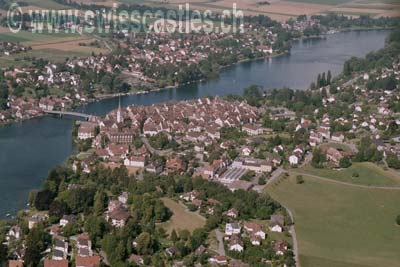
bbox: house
[28,214,49,229]
[128,254,144,265]
[166,157,186,173]
[77,122,96,140]
[269,215,284,232]
[145,162,163,174]
[226,208,238,218]
[53,237,68,260]
[324,146,344,166]
[209,255,228,265]
[165,246,178,257]
[77,233,93,257]
[180,190,199,202]
[75,256,100,267]
[7,225,22,241]
[242,124,264,136]
[331,132,345,143]
[309,131,323,147]
[106,208,130,228]
[8,260,23,267]
[229,235,244,252]
[124,155,146,168]
[44,259,69,267]
[241,146,253,156]
[60,215,76,227]
[243,222,266,239]
[250,235,262,246]
[118,192,129,204]
[225,223,241,236]
[289,154,300,166]
[274,241,288,256]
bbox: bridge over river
[43,110,92,120]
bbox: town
[0,0,400,266]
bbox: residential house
[274,241,288,256]
[128,254,144,265]
[44,259,69,267]
[28,214,49,229]
[53,237,68,260]
[118,192,129,204]
[242,124,264,136]
[8,260,23,267]
[60,215,76,227]
[166,157,186,173]
[243,222,266,239]
[106,208,130,228]
[6,226,22,241]
[76,233,93,257]
[209,255,228,265]
[226,208,238,218]
[225,223,241,236]
[331,132,345,143]
[75,256,100,267]
[269,215,284,233]
[229,235,244,252]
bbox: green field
[297,162,400,187]
[266,175,400,267]
[159,198,206,234]
[22,0,70,9]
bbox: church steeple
[117,95,122,123]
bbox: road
[253,167,284,193]
[140,136,172,156]
[214,229,226,256]
[284,206,300,267]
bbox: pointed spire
[117,95,122,123]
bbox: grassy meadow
[159,197,206,234]
[266,174,400,267]
[297,162,400,187]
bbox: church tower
[117,95,122,123]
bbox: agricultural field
[297,162,400,187]
[266,174,400,267]
[0,28,108,66]
[114,0,400,21]
[159,197,206,234]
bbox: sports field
[266,174,400,267]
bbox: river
[0,29,390,218]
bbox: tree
[258,176,266,185]
[243,85,262,107]
[327,70,332,85]
[24,225,48,267]
[34,189,55,210]
[170,229,178,242]
[311,148,326,168]
[396,215,400,226]
[339,156,352,168]
[136,232,153,255]
[93,189,107,216]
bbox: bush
[296,175,304,184]
[396,215,400,226]
[258,176,267,185]
[339,156,352,168]
[352,172,359,178]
